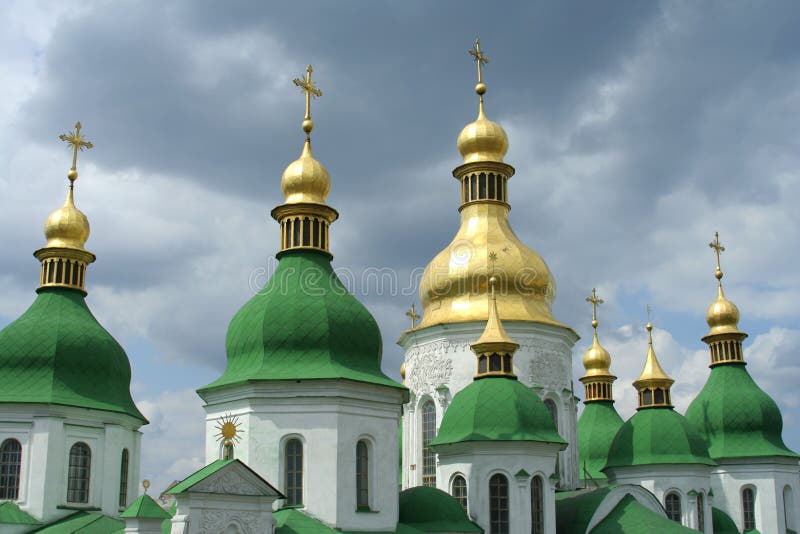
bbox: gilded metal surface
[704,232,744,338]
[633,320,674,387]
[581,288,614,380]
[405,304,420,329]
[59,121,93,183]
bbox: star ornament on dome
[214,413,244,446]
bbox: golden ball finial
[475,82,487,95]
[67,169,78,182]
[302,119,314,134]
[142,480,151,494]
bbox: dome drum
[34,246,95,293]
[453,161,515,208]
[579,375,616,403]
[271,203,338,255]
[704,335,747,367]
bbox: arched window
[285,439,303,505]
[742,487,755,530]
[697,492,704,532]
[531,476,544,534]
[451,475,467,512]
[665,492,681,522]
[0,439,22,500]
[489,474,509,534]
[356,440,369,508]
[422,400,436,487]
[119,449,129,507]
[784,485,796,532]
[67,442,91,503]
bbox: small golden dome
[705,286,741,336]
[43,187,90,251]
[634,323,673,385]
[582,333,612,377]
[457,107,509,164]
[280,140,331,204]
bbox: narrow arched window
[665,492,681,522]
[119,449,129,507]
[697,492,704,532]
[422,400,436,487]
[742,487,755,530]
[67,442,91,503]
[531,476,544,534]
[356,440,369,508]
[451,475,467,512]
[489,474,509,534]
[784,485,796,532]
[0,439,22,500]
[285,439,303,505]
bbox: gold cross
[709,231,725,274]
[646,304,652,325]
[469,39,489,84]
[405,304,420,329]
[59,122,93,183]
[293,65,322,126]
[585,288,604,328]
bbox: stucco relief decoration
[406,343,453,395]
[200,510,261,533]
[525,344,569,390]
[195,471,261,496]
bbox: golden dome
[705,286,741,336]
[457,106,509,164]
[471,276,520,354]
[634,323,673,386]
[43,187,90,251]
[582,333,612,378]
[280,140,331,204]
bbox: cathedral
[0,40,797,534]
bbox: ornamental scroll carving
[523,343,570,391]
[405,341,455,395]
[194,471,260,496]
[200,510,261,533]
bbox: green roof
[120,494,172,519]
[589,494,695,533]
[168,459,233,494]
[0,501,41,525]
[604,407,715,469]
[556,487,613,533]
[200,251,403,394]
[0,288,146,422]
[398,486,481,532]
[430,378,565,447]
[29,511,124,533]
[274,508,339,534]
[685,363,798,459]
[578,401,624,480]
[711,506,739,534]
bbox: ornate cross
[468,38,489,84]
[59,122,93,182]
[585,288,604,328]
[293,65,322,122]
[405,304,420,329]
[709,231,725,273]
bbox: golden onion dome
[457,104,509,164]
[43,187,90,251]
[705,286,741,336]
[280,139,331,204]
[582,333,612,378]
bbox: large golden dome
[43,188,90,251]
[281,140,330,204]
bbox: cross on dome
[293,65,323,139]
[59,122,93,184]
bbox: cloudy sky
[1,1,799,495]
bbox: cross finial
[59,122,93,185]
[585,288,604,330]
[709,231,725,286]
[646,304,654,343]
[293,65,323,139]
[469,39,489,84]
[405,304,420,329]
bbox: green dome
[604,407,715,470]
[399,486,480,532]
[0,288,145,422]
[430,378,565,446]
[578,401,624,480]
[685,364,797,459]
[200,250,401,393]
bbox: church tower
[0,123,146,523]
[398,40,580,490]
[198,66,407,531]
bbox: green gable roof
[578,401,624,480]
[0,501,41,525]
[430,378,565,447]
[29,511,124,533]
[120,494,171,519]
[604,407,715,470]
[168,459,233,494]
[200,251,403,394]
[589,494,695,533]
[685,363,798,459]
[556,487,613,533]
[398,486,481,532]
[0,288,146,422]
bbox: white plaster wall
[435,442,561,534]
[0,404,142,523]
[201,380,405,532]
[399,321,579,490]
[170,493,275,534]
[710,458,800,534]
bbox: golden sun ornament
[214,413,244,446]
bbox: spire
[33,122,97,294]
[702,232,748,365]
[472,271,519,379]
[271,65,339,255]
[579,288,616,402]
[633,308,674,409]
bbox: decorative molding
[525,347,570,391]
[200,510,262,533]
[194,470,262,496]
[405,342,454,395]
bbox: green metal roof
[589,494,695,533]
[274,508,339,534]
[604,407,715,469]
[120,494,171,519]
[200,251,403,394]
[168,459,233,494]
[430,378,566,447]
[555,487,612,534]
[711,506,739,534]
[685,363,798,459]
[0,501,41,525]
[578,401,624,481]
[29,511,124,533]
[398,486,482,532]
[0,287,146,422]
